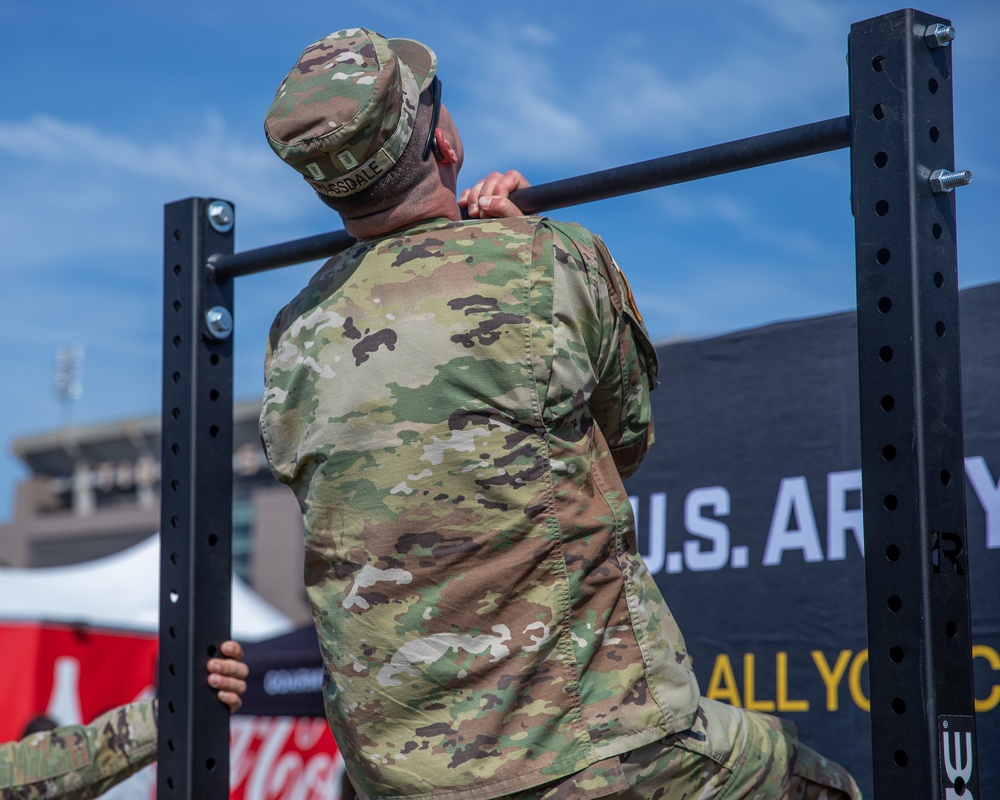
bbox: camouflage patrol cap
[265,28,437,198]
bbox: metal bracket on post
[850,10,978,799]
[158,197,236,799]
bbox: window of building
[232,490,254,583]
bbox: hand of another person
[208,640,249,713]
[459,170,531,218]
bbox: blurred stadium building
[0,400,311,624]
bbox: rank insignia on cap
[306,162,326,180]
[337,151,359,170]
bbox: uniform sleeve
[259,264,333,488]
[588,234,659,477]
[546,223,659,478]
[260,302,300,487]
[0,701,158,800]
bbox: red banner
[0,621,158,741]
[230,717,343,800]
[0,622,344,798]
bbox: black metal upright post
[850,10,978,799]
[159,197,237,799]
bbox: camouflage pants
[498,698,861,800]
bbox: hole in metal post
[882,444,896,461]
[940,469,951,486]
[886,544,900,561]
[173,300,182,312]
[874,151,888,168]
[875,199,889,216]
[172,336,181,348]
[888,595,902,612]
[210,354,220,365]
[873,103,886,119]
[170,552,178,564]
[208,534,218,546]
[209,425,219,438]
[170,515,179,528]
[173,229,182,241]
[172,372,181,384]
[889,646,904,663]
[169,590,180,604]
[168,663,176,676]
[930,126,940,142]
[169,625,177,639]
[206,757,217,771]
[933,224,943,240]
[894,750,908,767]
[935,321,946,337]
[208,644,218,657]
[171,443,180,455]
[879,346,893,362]
[929,78,939,94]
[884,494,899,511]
[891,697,906,715]
[173,264,182,276]
[210,389,220,401]
[947,621,958,639]
[877,248,891,265]
[172,407,181,419]
[878,297,892,313]
[881,395,895,412]
[872,56,885,72]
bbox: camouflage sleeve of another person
[0,701,158,800]
[548,222,659,478]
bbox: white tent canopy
[0,534,293,642]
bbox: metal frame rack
[158,9,977,798]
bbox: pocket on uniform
[535,754,629,799]
[671,696,747,772]
[616,701,744,796]
[714,706,801,800]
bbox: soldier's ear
[433,129,458,165]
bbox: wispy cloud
[0,114,271,188]
[0,113,316,265]
[638,251,854,343]
[452,28,599,173]
[0,111,321,435]
[438,4,849,186]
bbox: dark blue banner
[627,281,1000,799]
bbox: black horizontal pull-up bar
[210,114,850,282]
[512,114,850,214]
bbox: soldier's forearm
[0,701,158,800]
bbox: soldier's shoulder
[537,217,598,242]
[532,219,603,263]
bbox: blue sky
[1,0,997,522]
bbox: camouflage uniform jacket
[0,701,157,800]
[260,216,700,799]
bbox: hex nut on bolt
[207,200,234,233]
[925,23,956,49]
[205,306,234,340]
[929,169,973,194]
